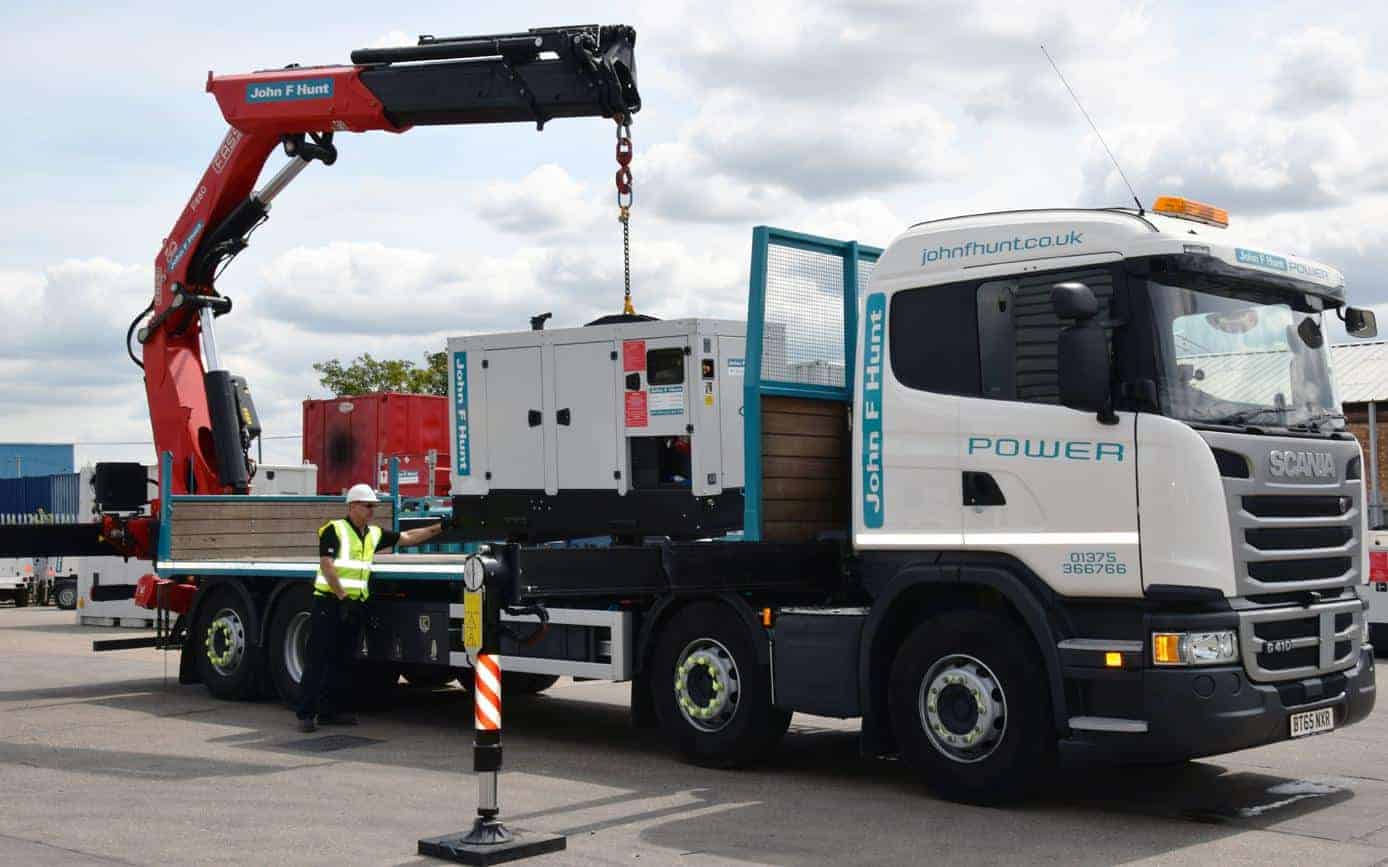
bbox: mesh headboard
[744,227,881,541]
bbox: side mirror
[1345,306,1378,339]
[1058,325,1115,421]
[1051,282,1099,320]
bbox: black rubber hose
[126,301,154,369]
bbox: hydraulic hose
[126,301,154,369]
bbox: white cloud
[475,164,601,235]
[1270,27,1366,115]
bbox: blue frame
[742,226,882,541]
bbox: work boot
[318,712,358,726]
[297,716,318,733]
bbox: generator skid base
[418,829,565,865]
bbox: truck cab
[847,198,1376,782]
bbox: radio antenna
[1041,44,1143,214]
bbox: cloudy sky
[2,0,1385,469]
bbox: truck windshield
[1148,279,1342,433]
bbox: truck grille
[1203,432,1364,598]
[1238,598,1363,682]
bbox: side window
[889,281,982,395]
[646,348,685,386]
[975,267,1117,404]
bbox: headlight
[1152,630,1239,666]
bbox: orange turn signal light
[1152,633,1183,665]
[1104,652,1123,668]
[1152,195,1229,228]
[762,607,774,628]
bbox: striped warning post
[474,653,502,731]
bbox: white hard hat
[346,483,379,504]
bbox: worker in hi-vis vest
[296,483,445,732]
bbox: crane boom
[136,25,639,508]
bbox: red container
[302,393,451,498]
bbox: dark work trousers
[297,593,363,721]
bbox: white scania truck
[143,197,1378,805]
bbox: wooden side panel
[759,396,848,542]
[168,499,395,560]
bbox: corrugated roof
[1331,341,1388,404]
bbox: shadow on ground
[1,672,1370,866]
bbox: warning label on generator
[649,384,684,416]
[623,340,646,372]
[625,391,648,427]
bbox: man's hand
[334,587,348,601]
[398,519,448,548]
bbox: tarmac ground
[2,605,1386,866]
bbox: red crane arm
[134,26,639,504]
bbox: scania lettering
[1269,449,1335,479]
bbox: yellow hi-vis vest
[315,519,382,601]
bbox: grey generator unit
[447,318,747,541]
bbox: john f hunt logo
[1269,450,1335,480]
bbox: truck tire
[194,586,260,701]
[888,611,1056,805]
[55,582,78,610]
[14,588,29,608]
[651,601,790,768]
[503,672,559,695]
[267,583,314,707]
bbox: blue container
[0,472,79,523]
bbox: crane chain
[615,119,634,315]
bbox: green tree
[313,352,447,396]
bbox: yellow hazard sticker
[463,590,483,652]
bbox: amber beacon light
[1152,196,1229,228]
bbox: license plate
[462,591,483,656]
[1290,707,1334,738]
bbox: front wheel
[194,586,260,701]
[55,583,77,610]
[889,611,1056,805]
[651,601,790,768]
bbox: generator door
[483,347,546,491]
[553,341,619,490]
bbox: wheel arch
[637,592,769,676]
[859,560,1067,755]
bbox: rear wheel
[55,583,77,610]
[13,588,28,608]
[194,587,260,701]
[651,601,790,768]
[888,611,1055,805]
[267,583,314,707]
